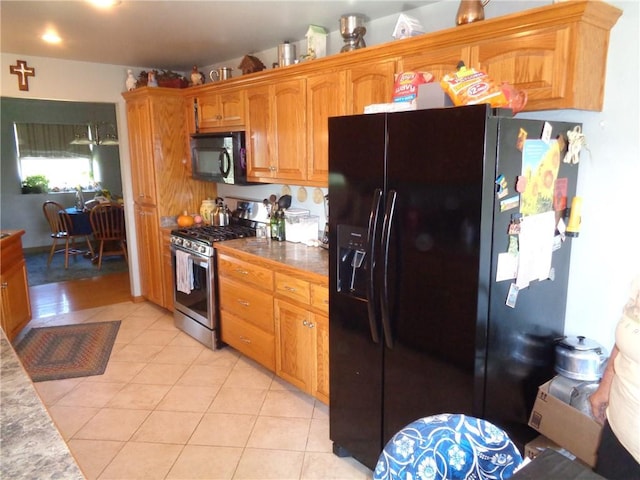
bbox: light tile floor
[30,300,373,480]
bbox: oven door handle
[171,246,211,269]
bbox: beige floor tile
[106,383,171,409]
[167,445,243,480]
[270,375,301,391]
[300,452,373,480]
[305,418,332,453]
[259,389,315,418]
[208,387,267,415]
[55,382,125,408]
[109,343,163,362]
[33,377,85,405]
[129,328,179,346]
[73,407,151,441]
[113,325,146,344]
[47,405,99,440]
[66,439,124,480]
[189,413,256,447]
[152,344,204,364]
[130,362,189,385]
[148,313,177,331]
[131,410,203,444]
[313,401,329,420]
[157,384,221,413]
[233,448,304,480]
[224,363,274,389]
[82,360,146,384]
[98,441,183,479]
[247,416,311,451]
[193,346,241,367]
[177,364,232,386]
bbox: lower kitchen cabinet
[0,231,31,341]
[275,299,329,404]
[217,247,329,403]
[134,204,165,307]
[217,253,275,371]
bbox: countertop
[0,330,84,479]
[214,238,328,281]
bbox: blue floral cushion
[374,414,523,480]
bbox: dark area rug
[25,250,128,287]
[15,321,121,382]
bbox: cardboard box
[528,380,603,467]
[524,435,563,461]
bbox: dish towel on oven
[176,249,194,294]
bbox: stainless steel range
[170,198,269,349]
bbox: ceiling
[1,1,430,72]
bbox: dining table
[64,207,92,236]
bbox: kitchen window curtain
[14,123,91,158]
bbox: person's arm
[589,345,619,425]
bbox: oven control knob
[184,240,191,248]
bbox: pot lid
[557,335,605,352]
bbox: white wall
[2,1,638,349]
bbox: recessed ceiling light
[42,30,62,44]
[88,0,121,8]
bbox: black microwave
[190,131,253,185]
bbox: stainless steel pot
[555,336,608,381]
[212,197,229,226]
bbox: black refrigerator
[328,104,580,470]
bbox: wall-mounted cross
[10,60,36,91]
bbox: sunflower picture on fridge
[519,138,561,216]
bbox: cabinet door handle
[237,299,250,307]
[216,114,222,120]
[284,286,296,293]
[1,282,8,289]
[239,335,252,344]
[308,322,315,329]
[235,268,249,275]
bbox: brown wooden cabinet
[216,245,329,403]
[193,88,245,132]
[0,231,31,341]
[245,79,307,183]
[306,71,347,184]
[218,252,275,370]
[181,1,619,187]
[274,272,329,404]
[123,88,213,309]
[345,59,397,115]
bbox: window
[14,123,99,192]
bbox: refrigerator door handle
[380,189,397,349]
[366,188,383,344]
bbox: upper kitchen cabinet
[188,87,245,133]
[393,0,621,111]
[126,96,156,205]
[345,59,396,114]
[397,45,470,82]
[245,78,307,183]
[306,71,347,184]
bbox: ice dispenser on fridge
[336,225,368,297]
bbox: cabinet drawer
[310,284,329,314]
[219,278,274,333]
[218,253,273,291]
[275,273,310,305]
[220,311,275,371]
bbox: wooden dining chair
[89,203,128,270]
[42,200,95,269]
